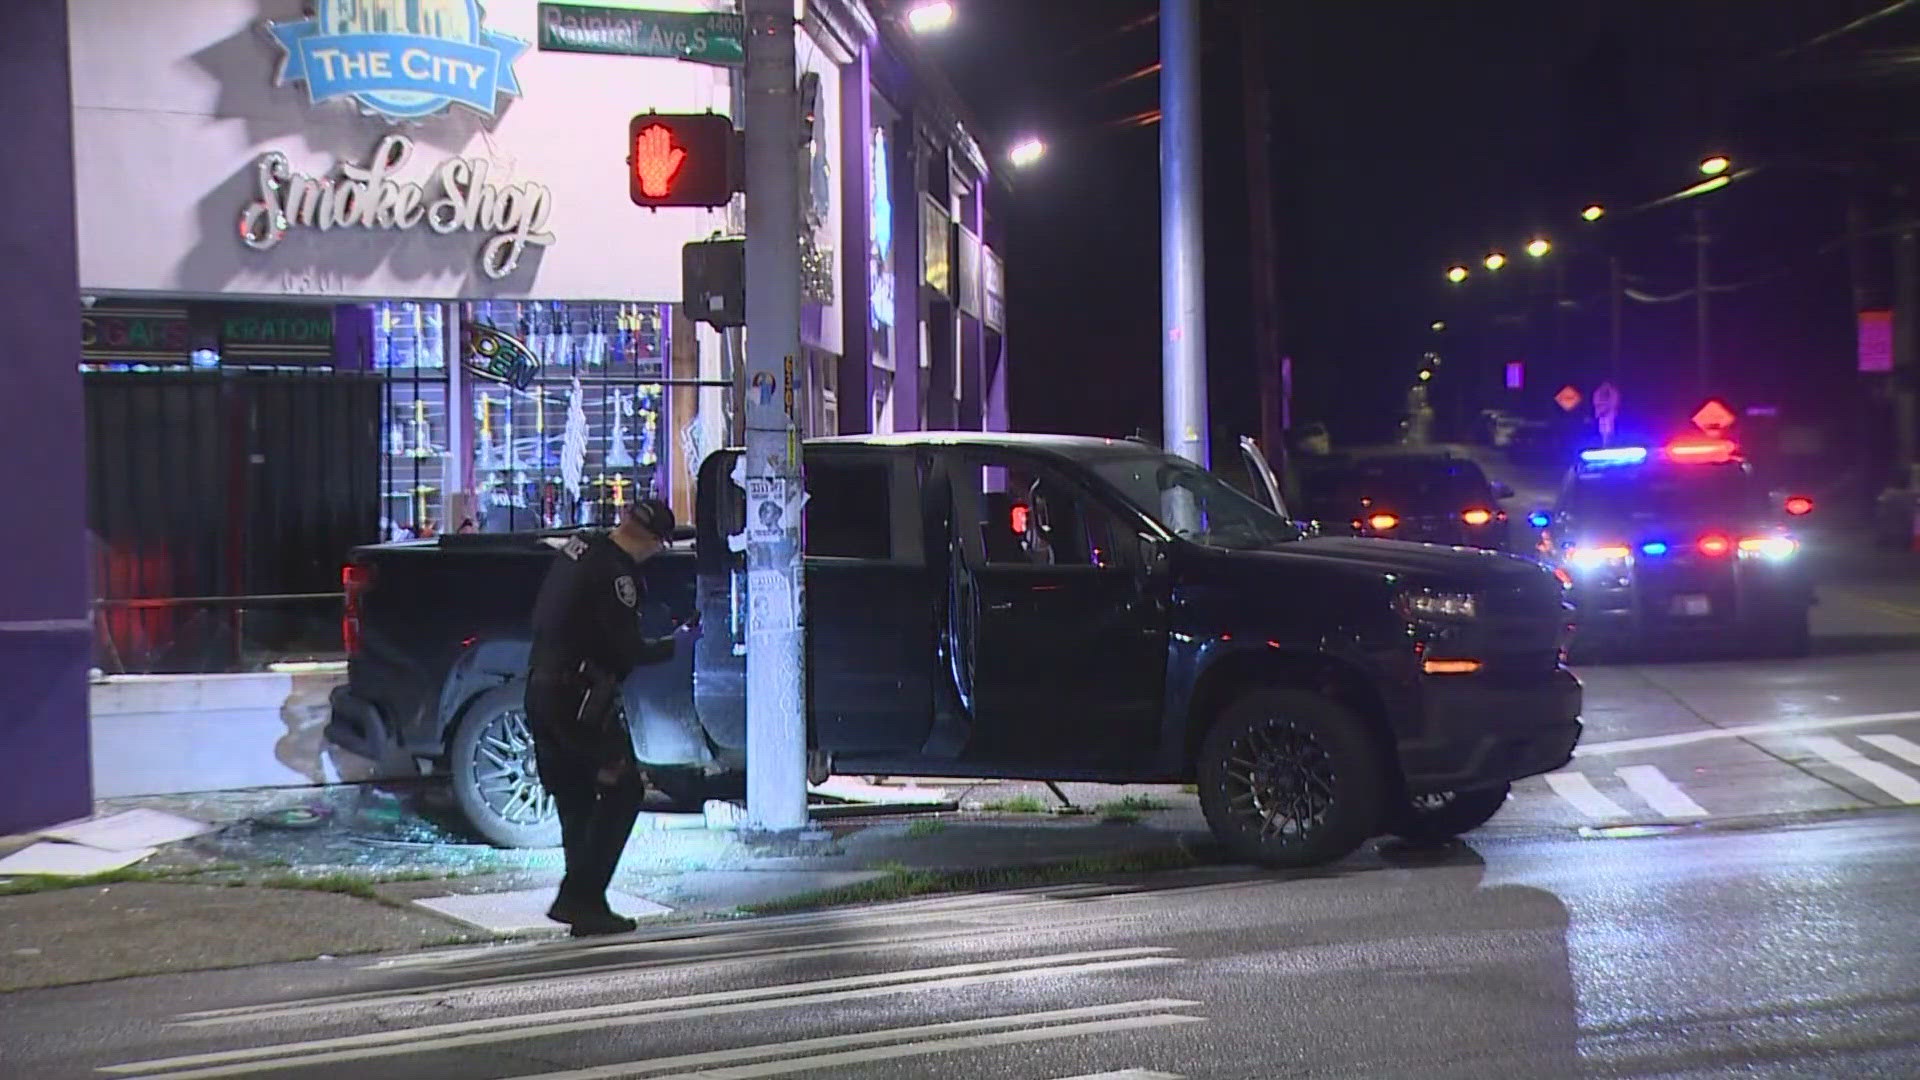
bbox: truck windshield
[1084,451,1302,550]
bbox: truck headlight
[1398,590,1479,621]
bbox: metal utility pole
[741,0,809,834]
[1162,0,1209,467]
[1608,256,1624,384]
[1239,0,1284,466]
[1694,206,1711,396]
[1895,215,1918,486]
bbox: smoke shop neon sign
[238,134,554,279]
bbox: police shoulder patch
[615,575,638,608]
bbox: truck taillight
[342,563,374,656]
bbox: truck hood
[1230,536,1567,610]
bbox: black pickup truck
[330,433,1582,868]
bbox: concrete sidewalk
[0,779,1209,992]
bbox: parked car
[1295,451,1515,550]
[330,434,1581,868]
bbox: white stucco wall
[69,0,735,302]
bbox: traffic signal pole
[1162,0,1210,468]
[740,0,810,834]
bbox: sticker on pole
[1554,385,1583,412]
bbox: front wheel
[1388,783,1511,843]
[449,684,562,848]
[1197,688,1387,868]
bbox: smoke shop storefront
[70,0,739,673]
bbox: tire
[1196,688,1388,868]
[1388,783,1511,843]
[449,684,562,848]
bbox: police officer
[527,497,680,936]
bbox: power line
[1774,0,1920,59]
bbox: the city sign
[265,0,529,122]
[1554,385,1582,412]
[537,4,746,67]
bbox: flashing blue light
[1640,541,1669,556]
[1580,446,1649,467]
[1527,511,1551,529]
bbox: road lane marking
[1614,765,1709,819]
[1801,736,1920,805]
[366,892,1073,973]
[1575,711,1920,757]
[1859,734,1920,768]
[485,1000,1199,1079]
[600,1015,1203,1080]
[1051,1072,1187,1079]
[178,926,1026,1026]
[103,950,1181,1077]
[1545,772,1629,819]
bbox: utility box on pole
[740,0,811,835]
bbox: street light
[1417,369,1433,382]
[906,1,954,34]
[1700,154,1731,176]
[1430,320,1446,332]
[1446,265,1469,284]
[1526,237,1552,259]
[1484,251,1507,271]
[1582,204,1605,222]
[1008,137,1045,168]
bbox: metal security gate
[85,369,381,673]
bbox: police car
[1540,436,1814,658]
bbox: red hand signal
[633,124,688,198]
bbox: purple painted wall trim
[889,116,922,431]
[837,45,872,434]
[1,0,93,833]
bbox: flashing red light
[1697,533,1732,557]
[1367,512,1400,531]
[1010,503,1030,535]
[1784,495,1814,517]
[1666,436,1738,464]
[1462,508,1494,526]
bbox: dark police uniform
[527,524,674,928]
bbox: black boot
[567,909,639,937]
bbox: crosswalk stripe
[1859,734,1920,768]
[1801,736,1920,805]
[1574,710,1920,757]
[589,1015,1203,1080]
[1545,772,1629,819]
[104,949,1180,1077]
[487,1000,1199,1080]
[1614,765,1709,819]
[178,926,1019,1026]
[367,892,1072,974]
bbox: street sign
[1593,381,1619,444]
[1691,398,1736,435]
[1859,309,1894,373]
[1554,385,1582,412]
[538,5,747,67]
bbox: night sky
[908,0,1920,464]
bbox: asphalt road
[3,559,1919,1079]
